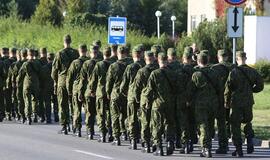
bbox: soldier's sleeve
[252,70,264,93]
[106,64,115,97]
[144,72,156,104]
[186,73,199,102]
[133,70,145,103]
[16,63,26,86]
[224,71,234,105]
[78,62,88,96]
[120,66,130,96]
[66,61,76,95]
[89,64,99,92]
[6,66,13,88]
[51,52,60,84]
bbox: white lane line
[74,150,114,160]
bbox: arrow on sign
[232,8,239,32]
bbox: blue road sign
[108,17,127,45]
[225,0,246,5]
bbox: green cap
[2,47,9,53]
[137,44,145,51]
[117,45,126,53]
[79,44,87,50]
[90,45,98,52]
[40,47,47,54]
[132,45,142,53]
[20,49,28,57]
[10,48,17,53]
[158,52,167,60]
[217,49,227,57]
[93,40,101,47]
[236,51,246,58]
[145,51,154,57]
[200,50,209,55]
[151,45,162,55]
[197,52,208,60]
[103,46,111,53]
[183,47,193,58]
[167,48,176,56]
[48,53,55,60]
[64,34,72,43]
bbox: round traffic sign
[225,0,246,5]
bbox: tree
[66,0,88,16]
[0,0,11,16]
[17,0,39,19]
[32,0,63,26]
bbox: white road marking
[74,150,114,160]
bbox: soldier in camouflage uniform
[78,45,102,139]
[39,53,55,124]
[120,45,145,149]
[51,35,79,134]
[110,44,118,63]
[89,47,113,143]
[134,51,158,153]
[106,46,133,146]
[211,50,234,154]
[15,49,28,123]
[224,51,264,157]
[4,48,17,120]
[187,52,221,158]
[180,47,197,153]
[66,44,89,137]
[0,58,5,122]
[93,40,105,61]
[17,49,41,125]
[144,52,177,156]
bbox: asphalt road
[0,121,270,160]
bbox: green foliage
[176,32,192,57]
[253,60,270,82]
[0,0,11,16]
[16,0,38,19]
[32,0,63,26]
[66,0,88,16]
[66,13,107,27]
[0,17,157,53]
[156,33,175,52]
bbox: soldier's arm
[252,71,264,93]
[51,53,60,85]
[120,66,130,96]
[6,66,13,88]
[16,63,26,87]
[78,62,88,98]
[133,70,145,103]
[89,64,99,93]
[66,61,76,95]
[224,72,234,108]
[106,65,115,99]
[144,73,156,106]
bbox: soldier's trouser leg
[45,94,52,122]
[12,87,19,118]
[23,88,38,118]
[188,105,198,144]
[165,105,176,142]
[111,98,121,138]
[85,96,96,134]
[17,87,25,118]
[179,107,190,144]
[196,108,214,149]
[226,108,231,138]
[68,96,73,124]
[96,97,110,134]
[4,88,13,117]
[0,88,4,120]
[73,93,83,130]
[128,100,140,140]
[151,106,164,146]
[231,106,253,147]
[216,107,228,149]
[120,98,127,134]
[106,104,112,135]
[52,94,58,120]
[57,85,69,127]
[141,106,151,143]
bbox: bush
[176,32,193,57]
[254,60,270,82]
[0,17,157,53]
[155,33,175,53]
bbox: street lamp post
[171,15,176,40]
[155,10,162,39]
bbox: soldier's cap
[40,47,47,54]
[117,45,126,53]
[183,47,193,58]
[132,45,143,53]
[137,44,145,51]
[48,53,55,59]
[10,47,17,53]
[144,51,154,57]
[217,49,228,57]
[167,48,177,56]
[20,49,28,57]
[28,48,35,54]
[90,45,99,52]
[2,47,9,52]
[64,34,72,43]
[158,52,167,60]
[197,52,208,60]
[151,45,161,53]
[93,40,101,46]
[200,50,209,55]
[236,51,246,58]
[103,46,111,53]
[79,44,87,50]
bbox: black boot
[216,147,227,154]
[54,115,59,123]
[141,142,151,153]
[40,115,45,123]
[33,114,38,123]
[152,144,157,153]
[76,128,81,137]
[108,129,114,142]
[166,141,174,156]
[175,136,181,149]
[26,117,32,125]
[153,144,164,156]
[111,137,121,146]
[58,126,68,135]
[97,133,106,143]
[183,142,190,154]
[200,148,212,158]
[67,124,71,132]
[232,146,243,157]
[121,132,128,141]
[189,142,194,152]
[247,137,254,154]
[129,139,137,150]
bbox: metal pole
[233,38,236,64]
[172,20,175,40]
[157,17,160,39]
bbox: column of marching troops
[0,34,264,158]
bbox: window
[191,15,196,32]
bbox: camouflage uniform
[106,57,132,140]
[224,52,264,153]
[66,56,89,131]
[51,47,79,128]
[38,57,48,120]
[0,60,5,121]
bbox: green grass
[253,84,270,140]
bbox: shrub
[254,60,270,82]
[176,32,193,57]
[155,33,175,53]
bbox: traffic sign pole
[233,38,236,64]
